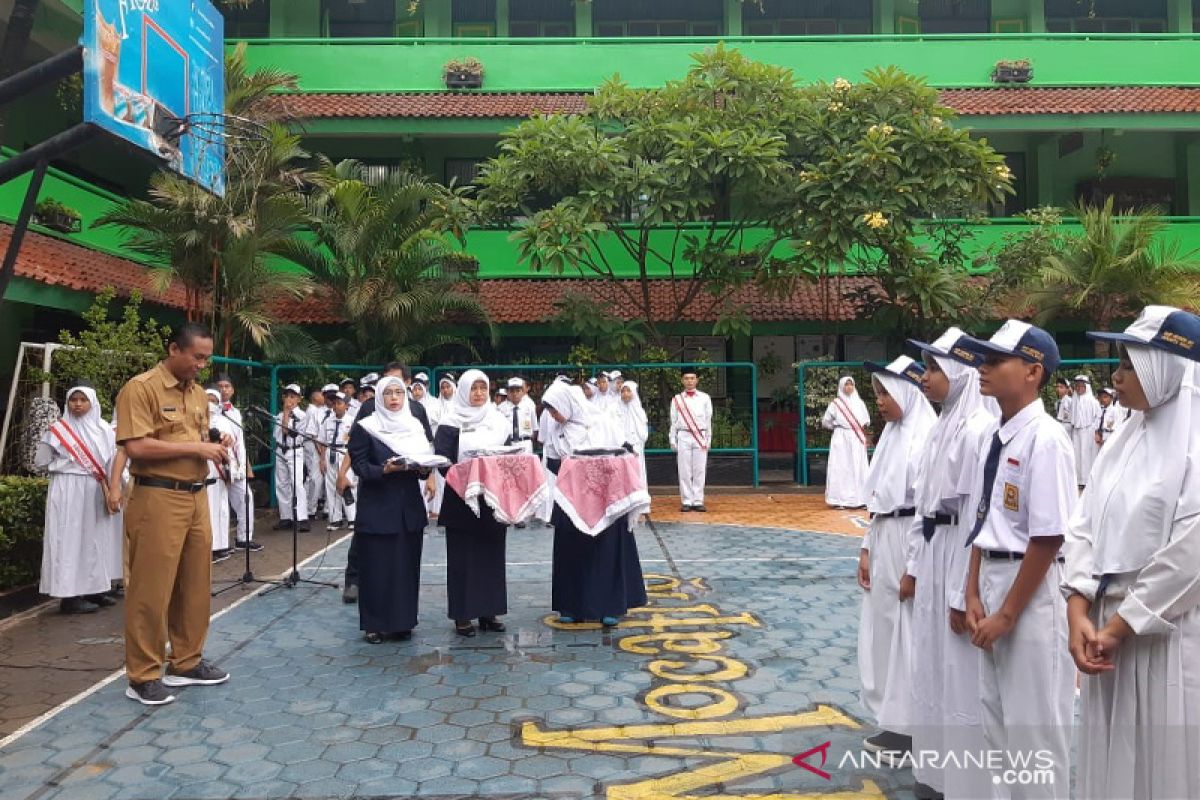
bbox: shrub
[0,476,48,591]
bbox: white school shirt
[320,412,354,466]
[275,407,307,448]
[970,398,1077,554]
[669,390,713,448]
[509,397,539,440]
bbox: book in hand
[386,454,452,469]
[461,444,526,459]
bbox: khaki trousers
[123,484,212,684]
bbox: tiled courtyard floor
[0,514,922,799]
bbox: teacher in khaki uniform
[117,323,231,706]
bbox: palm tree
[283,157,494,363]
[97,44,319,359]
[1021,198,1200,357]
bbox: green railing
[794,357,1119,486]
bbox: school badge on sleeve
[1003,482,1020,512]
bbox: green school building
[3,0,1200,405]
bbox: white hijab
[862,366,937,514]
[47,385,115,466]
[358,376,433,458]
[443,369,509,452]
[1069,378,1101,429]
[543,381,623,454]
[914,352,995,515]
[1074,344,1200,575]
[831,376,870,428]
[617,381,648,442]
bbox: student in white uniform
[427,374,457,517]
[36,385,124,614]
[669,367,713,512]
[856,357,936,759]
[215,374,260,552]
[504,378,539,452]
[273,384,310,532]
[1094,387,1117,447]
[905,330,997,799]
[958,320,1076,799]
[1053,378,1072,428]
[412,373,438,419]
[822,376,871,508]
[204,388,237,563]
[1064,306,1200,800]
[618,381,650,494]
[319,392,357,531]
[303,388,329,518]
[1069,374,1101,486]
[339,378,360,414]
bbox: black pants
[344,529,360,586]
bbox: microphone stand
[211,409,285,596]
[248,406,341,593]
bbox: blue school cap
[957,319,1061,376]
[1087,306,1200,362]
[864,355,926,388]
[906,326,982,368]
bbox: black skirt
[551,506,647,620]
[442,485,509,621]
[357,528,424,634]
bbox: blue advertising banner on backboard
[83,0,225,196]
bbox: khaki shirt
[116,362,210,482]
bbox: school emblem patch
[1003,482,1020,512]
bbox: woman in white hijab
[36,385,123,614]
[349,375,435,643]
[433,369,513,637]
[905,329,998,798]
[822,376,871,508]
[541,380,647,627]
[1064,306,1200,800]
[1069,374,1102,487]
[618,381,650,493]
[855,357,936,756]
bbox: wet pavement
[0,514,918,799]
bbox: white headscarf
[45,385,115,466]
[1073,343,1200,575]
[542,381,623,454]
[914,352,996,515]
[831,376,870,429]
[617,381,648,444]
[862,365,937,514]
[442,369,509,451]
[358,376,432,458]
[1069,377,1101,429]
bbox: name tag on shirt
[1004,482,1020,512]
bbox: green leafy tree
[284,158,493,364]
[32,288,171,414]
[1019,199,1200,356]
[477,49,1010,348]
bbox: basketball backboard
[82,0,226,196]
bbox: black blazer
[432,426,507,532]
[348,424,428,535]
[355,397,433,441]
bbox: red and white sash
[834,397,868,446]
[673,394,709,451]
[48,421,108,485]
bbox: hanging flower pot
[444,57,484,89]
[992,59,1033,84]
[32,199,82,234]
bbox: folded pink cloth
[446,453,547,525]
[553,454,651,536]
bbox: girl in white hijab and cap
[905,329,999,798]
[433,369,513,638]
[1064,306,1200,800]
[822,376,872,508]
[855,357,936,757]
[36,385,124,614]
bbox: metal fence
[794,358,1119,486]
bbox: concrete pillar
[497,0,509,37]
[1033,135,1059,208]
[1028,0,1046,32]
[575,0,593,37]
[725,0,743,36]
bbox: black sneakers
[162,659,230,687]
[235,540,264,552]
[126,680,175,706]
[211,549,232,564]
[59,597,99,614]
[863,730,913,757]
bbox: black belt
[982,549,1065,564]
[135,476,216,494]
[873,508,916,519]
[921,513,959,542]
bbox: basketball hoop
[163,112,272,196]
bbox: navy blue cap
[907,326,982,368]
[1088,306,1200,362]
[865,356,926,388]
[958,319,1061,375]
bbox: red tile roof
[2,224,876,325]
[278,86,1200,120]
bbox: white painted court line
[0,532,355,751]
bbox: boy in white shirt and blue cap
[959,320,1076,798]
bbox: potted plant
[33,199,82,234]
[444,57,484,89]
[992,59,1033,84]
[442,251,480,279]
